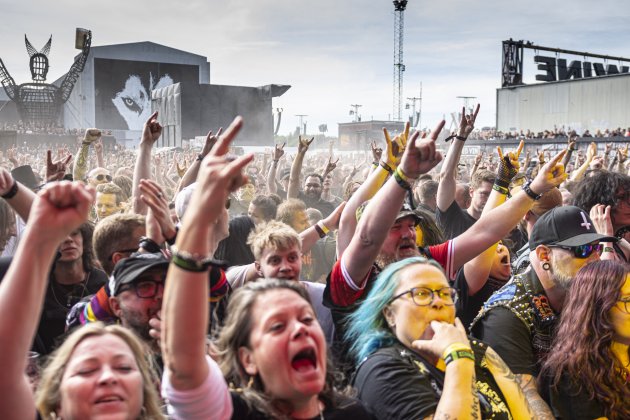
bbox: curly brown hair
[541,260,630,420]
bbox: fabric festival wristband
[379,161,394,174]
[314,224,326,239]
[393,170,411,190]
[444,348,475,366]
[442,342,472,360]
[395,166,411,183]
[492,184,509,195]
[1,182,18,199]
[317,221,330,235]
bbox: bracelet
[139,236,162,253]
[522,181,542,201]
[442,342,472,360]
[196,154,205,162]
[492,184,509,195]
[1,181,18,199]
[170,245,217,272]
[165,226,179,246]
[444,135,467,142]
[395,166,411,183]
[393,169,411,190]
[81,141,91,146]
[317,221,330,235]
[444,348,475,366]
[273,159,279,164]
[379,161,394,174]
[314,224,326,238]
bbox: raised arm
[452,150,567,273]
[267,143,284,194]
[0,181,93,420]
[287,136,313,198]
[463,141,523,295]
[132,111,162,214]
[178,129,221,193]
[300,201,345,253]
[72,129,101,182]
[336,124,408,256]
[162,116,253,391]
[343,121,445,285]
[437,105,479,211]
[0,168,37,222]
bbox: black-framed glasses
[118,279,165,299]
[389,286,458,306]
[619,297,630,314]
[93,174,112,182]
[549,243,603,259]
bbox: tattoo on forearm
[485,350,536,418]
[73,145,89,181]
[515,374,555,420]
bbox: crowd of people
[469,125,630,141]
[0,105,628,419]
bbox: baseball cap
[529,205,617,251]
[109,252,169,296]
[355,200,421,223]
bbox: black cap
[355,200,421,223]
[109,252,169,296]
[529,205,617,251]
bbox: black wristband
[196,154,204,162]
[522,181,542,200]
[379,161,394,174]
[1,182,18,199]
[139,236,162,253]
[165,226,179,246]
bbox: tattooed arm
[483,347,536,420]
[72,129,101,182]
[513,373,554,419]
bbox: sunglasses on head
[549,243,603,258]
[94,174,112,182]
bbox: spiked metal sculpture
[0,29,91,126]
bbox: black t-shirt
[353,342,511,420]
[36,268,108,354]
[471,306,535,375]
[539,373,607,419]
[453,268,507,332]
[230,392,373,419]
[297,191,335,217]
[435,201,476,240]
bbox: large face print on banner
[94,58,199,130]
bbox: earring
[247,376,254,389]
[542,262,550,271]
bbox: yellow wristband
[442,342,472,361]
[317,221,330,235]
[395,166,411,183]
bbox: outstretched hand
[530,150,567,194]
[457,104,480,139]
[496,140,524,179]
[29,181,95,243]
[298,136,314,154]
[141,111,162,146]
[273,143,285,161]
[398,120,445,179]
[140,179,177,243]
[46,150,73,182]
[189,116,254,226]
[83,128,101,144]
[383,121,410,167]
[201,128,222,158]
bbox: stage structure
[497,40,630,132]
[0,29,91,126]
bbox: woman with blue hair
[346,256,533,419]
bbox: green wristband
[444,348,475,366]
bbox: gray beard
[548,260,574,290]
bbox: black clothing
[436,201,476,240]
[452,268,507,332]
[539,373,607,419]
[230,392,372,419]
[353,341,511,420]
[297,191,335,217]
[36,268,108,354]
[470,269,558,376]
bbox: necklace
[49,271,91,310]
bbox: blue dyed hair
[345,256,444,364]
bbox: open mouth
[95,395,123,404]
[291,347,317,372]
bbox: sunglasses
[93,174,112,182]
[549,243,603,259]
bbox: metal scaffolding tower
[393,0,408,122]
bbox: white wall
[497,73,630,132]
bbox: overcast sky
[1,0,629,135]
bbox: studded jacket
[470,269,558,373]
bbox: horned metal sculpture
[0,28,91,126]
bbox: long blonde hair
[35,323,164,419]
